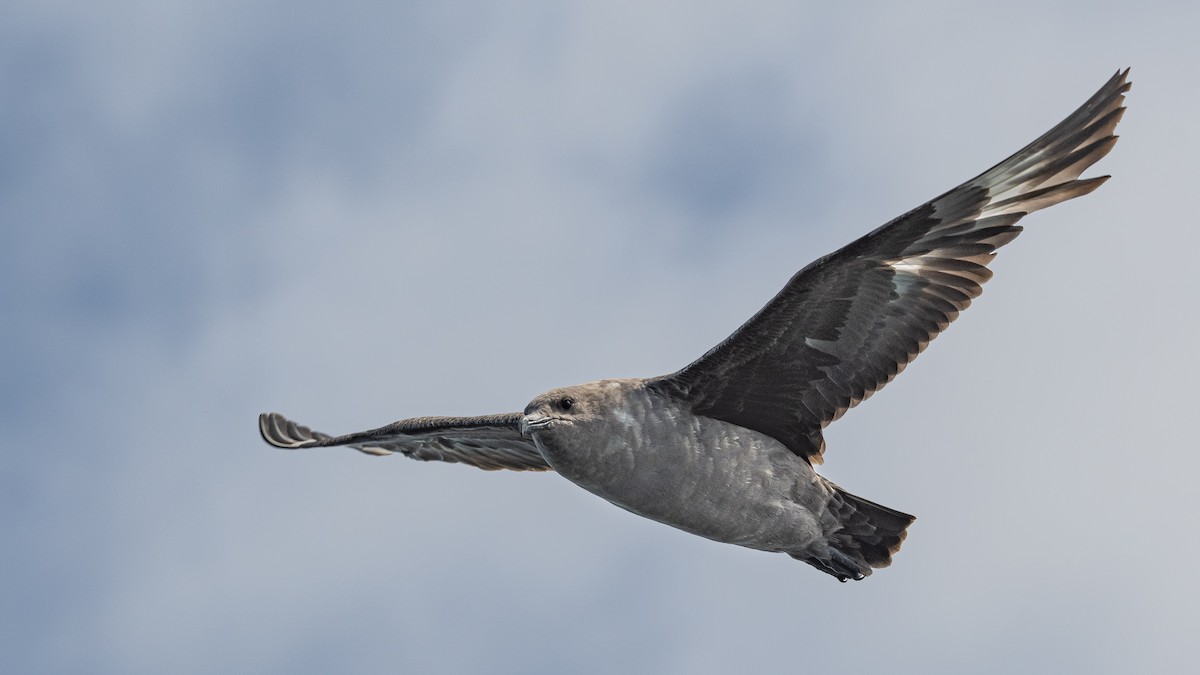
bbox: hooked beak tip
[520,413,551,437]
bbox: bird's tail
[794,480,915,582]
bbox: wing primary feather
[648,69,1130,463]
[257,412,553,471]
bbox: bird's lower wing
[649,69,1130,464]
[259,412,552,471]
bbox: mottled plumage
[261,70,1129,581]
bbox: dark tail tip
[800,482,916,581]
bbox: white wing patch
[886,259,926,275]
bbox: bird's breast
[535,388,817,549]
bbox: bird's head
[521,385,592,438]
[520,379,639,440]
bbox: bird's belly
[538,416,823,552]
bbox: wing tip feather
[259,412,321,449]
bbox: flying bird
[261,70,1129,581]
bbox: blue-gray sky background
[4,2,1197,673]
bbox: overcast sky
[4,2,1198,673]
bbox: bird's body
[528,380,823,552]
[524,379,908,579]
[261,70,1130,581]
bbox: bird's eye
[559,397,575,411]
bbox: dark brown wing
[648,69,1130,464]
[259,412,552,471]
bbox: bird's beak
[520,412,552,437]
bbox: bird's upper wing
[259,412,552,471]
[647,69,1130,464]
